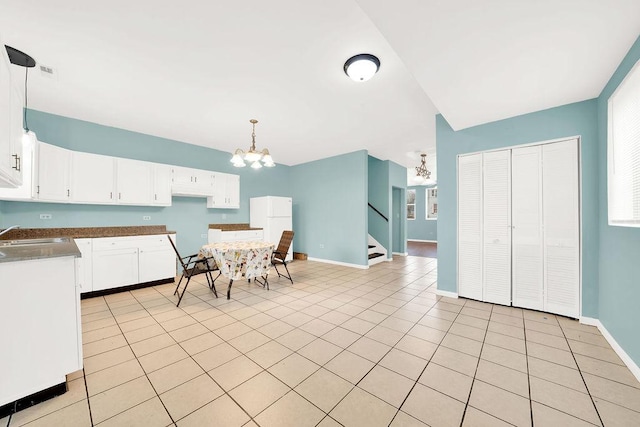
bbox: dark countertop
[0,225,176,240]
[0,239,81,263]
[209,223,262,231]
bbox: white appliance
[250,196,293,261]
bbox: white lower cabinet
[82,234,176,293]
[138,234,177,283]
[208,228,264,243]
[92,247,140,292]
[0,256,81,407]
[75,238,93,293]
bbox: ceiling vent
[39,65,55,78]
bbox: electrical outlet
[201,234,207,239]
[142,216,151,221]
[319,243,324,249]
[39,214,52,220]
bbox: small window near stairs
[426,187,438,219]
[407,189,416,220]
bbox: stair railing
[368,203,388,222]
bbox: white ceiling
[1,1,639,179]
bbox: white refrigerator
[250,196,293,261]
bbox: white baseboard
[408,239,437,243]
[435,289,458,298]
[307,257,369,270]
[579,316,599,327]
[385,257,393,262]
[580,317,640,383]
[392,252,408,256]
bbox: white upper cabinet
[71,151,116,204]
[171,166,214,197]
[0,44,24,188]
[116,158,153,205]
[207,172,240,209]
[153,164,172,206]
[36,142,71,201]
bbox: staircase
[368,235,387,266]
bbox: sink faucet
[0,225,20,238]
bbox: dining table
[198,240,275,299]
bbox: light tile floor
[3,256,640,426]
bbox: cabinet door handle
[11,154,20,171]
[155,194,157,201]
[110,192,113,199]
[67,189,70,197]
[119,193,121,199]
[37,185,40,194]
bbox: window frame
[407,189,416,220]
[607,58,640,227]
[426,187,438,220]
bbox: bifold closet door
[542,139,580,318]
[482,151,512,305]
[458,153,483,301]
[511,146,544,311]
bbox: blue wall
[367,156,407,257]
[407,185,437,241]
[597,35,640,366]
[436,99,600,318]
[389,161,408,254]
[368,156,390,251]
[290,150,368,266]
[0,110,292,256]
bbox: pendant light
[231,119,275,168]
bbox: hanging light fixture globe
[231,119,276,168]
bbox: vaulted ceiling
[1,1,639,182]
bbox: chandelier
[231,119,275,169]
[415,153,431,180]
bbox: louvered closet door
[511,145,544,311]
[482,151,512,305]
[543,139,580,318]
[458,153,483,301]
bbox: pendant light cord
[24,66,29,132]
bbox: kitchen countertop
[0,225,176,240]
[0,239,81,263]
[0,226,175,263]
[208,223,262,231]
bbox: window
[426,187,438,219]
[407,189,416,220]
[608,59,640,227]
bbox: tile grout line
[522,314,534,427]
[386,292,472,425]
[99,291,178,426]
[558,322,605,426]
[458,303,494,427]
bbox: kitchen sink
[0,237,70,247]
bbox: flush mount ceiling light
[343,53,380,82]
[230,119,275,169]
[415,153,432,182]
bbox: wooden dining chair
[168,236,220,306]
[272,230,294,284]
